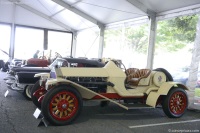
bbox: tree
[156,15,198,52]
[168,15,198,42]
[104,15,198,54]
[125,24,149,53]
[104,24,149,54]
[187,15,200,90]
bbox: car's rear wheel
[162,88,188,118]
[41,86,83,126]
[153,68,173,81]
[23,85,33,100]
[31,81,47,108]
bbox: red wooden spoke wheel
[49,91,78,121]
[162,88,188,118]
[169,92,187,115]
[41,86,83,126]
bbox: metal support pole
[10,24,15,60]
[98,26,105,58]
[71,32,77,57]
[9,4,16,60]
[146,14,157,69]
[43,29,48,50]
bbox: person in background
[33,50,40,58]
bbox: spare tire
[153,68,173,81]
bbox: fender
[146,82,189,107]
[34,73,50,85]
[45,79,129,110]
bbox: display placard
[4,90,9,97]
[33,108,41,119]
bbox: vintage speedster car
[34,60,188,126]
[4,58,104,100]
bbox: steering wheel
[111,60,127,72]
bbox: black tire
[41,85,83,126]
[23,85,33,101]
[31,80,46,108]
[153,68,173,81]
[162,88,188,118]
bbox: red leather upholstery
[27,58,49,67]
[125,68,139,76]
[126,69,151,86]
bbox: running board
[124,104,154,110]
[97,98,154,110]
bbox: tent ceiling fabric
[1,0,200,31]
[62,0,146,24]
[138,0,200,13]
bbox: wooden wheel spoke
[59,111,63,118]
[63,94,66,99]
[52,103,57,106]
[53,106,58,111]
[69,104,74,107]
[54,98,59,103]
[178,98,181,101]
[55,110,60,115]
[68,99,74,103]
[67,108,72,112]
[64,110,68,116]
[59,95,62,101]
[175,107,178,111]
[66,96,70,101]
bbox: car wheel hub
[57,100,68,111]
[62,104,67,109]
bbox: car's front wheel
[162,88,188,118]
[41,85,83,126]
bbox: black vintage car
[4,58,105,100]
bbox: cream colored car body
[37,61,189,110]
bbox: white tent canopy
[1,0,200,68]
[0,0,200,31]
